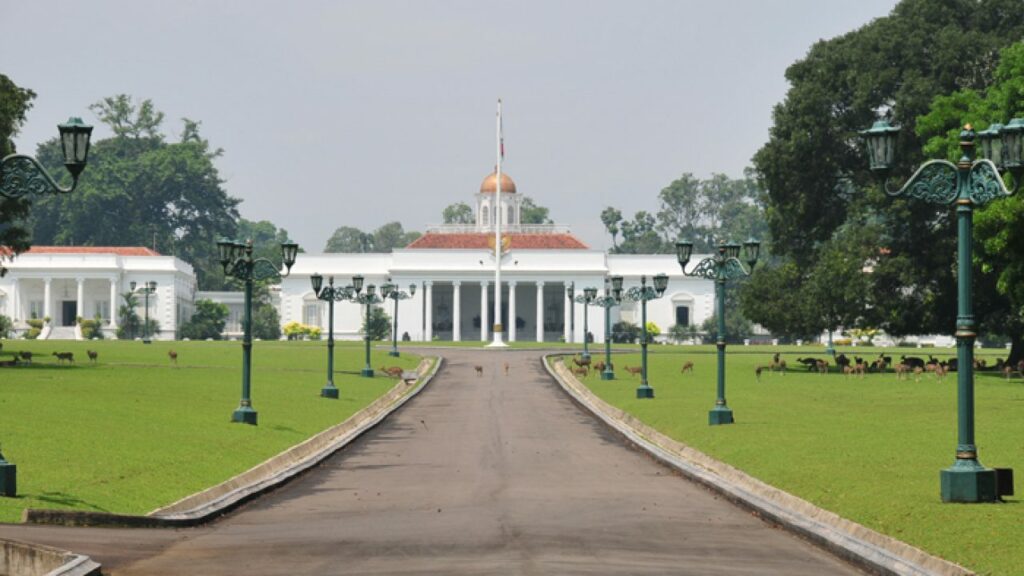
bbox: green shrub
[78,317,106,340]
[180,300,228,340]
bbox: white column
[109,279,119,328]
[480,281,489,342]
[43,278,52,321]
[453,281,462,342]
[424,281,433,341]
[11,279,19,324]
[76,278,85,323]
[563,282,572,343]
[536,281,545,343]
[508,281,517,342]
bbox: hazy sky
[2,0,898,252]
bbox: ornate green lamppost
[1,117,93,200]
[677,239,760,425]
[218,238,299,425]
[381,280,416,357]
[593,276,624,380]
[130,280,157,343]
[623,274,669,399]
[348,276,381,377]
[310,274,353,399]
[573,287,598,360]
[862,118,1023,502]
[566,282,575,344]
[0,116,92,497]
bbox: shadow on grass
[33,491,111,512]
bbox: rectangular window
[29,300,43,320]
[303,303,322,327]
[94,300,110,322]
[675,306,690,326]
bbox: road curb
[23,357,441,528]
[543,354,973,576]
[0,537,100,576]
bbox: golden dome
[479,170,517,194]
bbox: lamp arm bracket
[969,159,1018,205]
[0,154,77,198]
[721,258,752,280]
[883,159,958,205]
[251,258,284,282]
[682,257,720,280]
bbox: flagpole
[489,98,507,347]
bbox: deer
[18,351,33,363]
[168,350,178,364]
[895,362,911,380]
[816,359,829,374]
[593,361,607,372]
[755,365,772,382]
[380,366,404,378]
[572,355,592,369]
[474,365,483,377]
[571,366,589,378]
[933,363,947,380]
[913,366,924,382]
[53,351,74,364]
[770,353,787,375]
[681,361,694,374]
[624,366,643,377]
[503,361,510,376]
[796,357,819,371]
[87,350,98,363]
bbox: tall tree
[324,222,419,253]
[0,74,37,276]
[442,202,474,224]
[749,0,1024,341]
[520,196,552,224]
[603,173,768,254]
[915,41,1024,361]
[27,95,240,289]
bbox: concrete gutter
[24,357,441,528]
[1,538,100,576]
[544,354,973,576]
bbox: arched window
[482,206,490,226]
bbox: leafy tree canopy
[442,202,474,224]
[602,172,767,254]
[746,0,1024,343]
[27,95,240,289]
[0,74,37,275]
[324,221,420,252]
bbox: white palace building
[1,170,717,342]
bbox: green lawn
[570,345,1023,576]
[0,339,423,523]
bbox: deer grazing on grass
[624,366,643,378]
[681,361,694,374]
[571,366,589,378]
[18,351,33,364]
[572,355,592,370]
[380,366,404,378]
[87,350,98,363]
[770,353,786,375]
[168,350,178,364]
[816,359,829,374]
[593,361,607,372]
[755,365,772,382]
[52,352,74,364]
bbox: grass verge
[569,345,1023,576]
[0,339,421,523]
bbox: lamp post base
[0,460,16,497]
[321,384,339,399]
[231,406,258,426]
[388,350,400,357]
[708,406,735,426]
[636,385,654,399]
[361,368,375,378]
[601,369,615,381]
[143,339,152,345]
[940,461,998,502]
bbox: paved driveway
[0,349,862,575]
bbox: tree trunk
[1007,332,1024,367]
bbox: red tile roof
[406,233,588,250]
[23,246,162,257]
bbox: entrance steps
[45,326,79,340]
